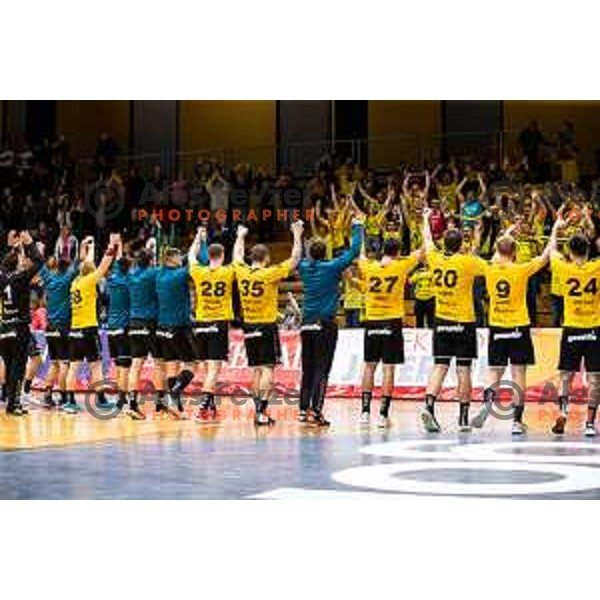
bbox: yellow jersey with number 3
[70,271,100,329]
[358,255,418,321]
[485,258,545,327]
[234,260,291,324]
[189,264,235,322]
[427,250,487,323]
[551,256,600,328]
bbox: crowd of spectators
[3,121,600,327]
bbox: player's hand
[8,230,20,247]
[197,226,208,242]
[20,231,32,245]
[109,233,120,246]
[291,220,304,236]
[83,235,94,246]
[237,225,249,238]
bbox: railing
[72,129,597,184]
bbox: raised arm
[233,225,248,263]
[97,234,119,278]
[19,231,44,280]
[540,214,564,263]
[188,226,208,266]
[422,207,435,253]
[456,176,467,203]
[331,219,364,273]
[289,220,304,270]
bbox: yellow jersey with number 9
[551,256,600,328]
[358,255,418,321]
[427,250,487,323]
[189,264,235,322]
[485,258,545,327]
[70,271,100,329]
[234,260,291,324]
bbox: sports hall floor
[1,398,600,499]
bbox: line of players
[0,223,304,425]
[1,206,600,437]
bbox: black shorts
[193,321,229,362]
[488,326,534,367]
[243,323,281,367]
[156,325,197,363]
[128,319,157,359]
[558,327,600,373]
[69,327,100,363]
[46,325,70,361]
[433,319,477,366]
[107,328,132,367]
[363,319,405,365]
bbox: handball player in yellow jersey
[232,220,303,425]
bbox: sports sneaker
[470,404,490,429]
[552,415,567,435]
[420,407,441,433]
[63,402,82,414]
[42,395,57,409]
[127,406,146,421]
[511,421,527,435]
[377,414,390,429]
[310,411,330,427]
[255,412,275,426]
[6,403,28,416]
[298,410,307,423]
[360,412,370,425]
[585,423,597,437]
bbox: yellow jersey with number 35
[485,258,545,327]
[551,256,600,328]
[70,271,100,329]
[358,255,418,321]
[189,264,235,322]
[234,260,292,324]
[427,250,487,323]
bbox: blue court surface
[1,400,600,499]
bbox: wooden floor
[1,396,600,499]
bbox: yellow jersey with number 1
[189,264,235,322]
[426,250,487,323]
[551,256,600,328]
[485,258,545,327]
[70,271,100,329]
[234,260,291,324]
[358,255,418,321]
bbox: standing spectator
[518,121,545,177]
[54,225,79,261]
[95,132,120,179]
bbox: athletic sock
[59,391,68,406]
[425,393,436,415]
[23,379,32,394]
[483,387,496,407]
[361,391,372,414]
[380,395,392,419]
[558,394,569,417]
[66,391,76,405]
[96,390,107,405]
[128,391,139,409]
[259,399,269,415]
[201,391,215,411]
[117,391,127,409]
[513,404,525,423]
[587,404,598,427]
[459,401,470,426]
[44,386,53,401]
[173,369,194,393]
